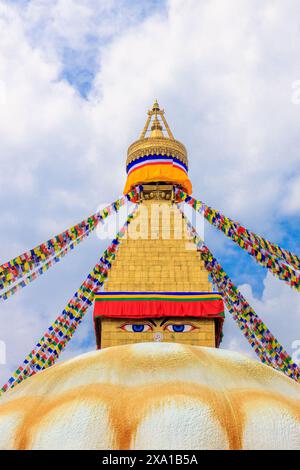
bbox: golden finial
[150,115,163,138]
[124,101,192,195]
[152,99,160,112]
[127,100,187,167]
[139,99,174,140]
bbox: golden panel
[104,200,212,294]
[101,200,214,348]
[100,317,216,349]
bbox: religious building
[0,101,299,450]
[93,100,224,351]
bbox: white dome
[0,343,299,450]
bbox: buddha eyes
[120,323,196,333]
[164,324,196,333]
[121,324,152,332]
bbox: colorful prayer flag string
[175,188,300,291]
[0,186,141,293]
[0,232,88,302]
[180,209,300,383]
[0,204,139,396]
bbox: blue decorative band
[126,154,188,174]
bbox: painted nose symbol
[154,332,163,342]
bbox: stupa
[0,101,299,450]
[94,100,224,350]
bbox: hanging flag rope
[0,231,89,301]
[0,186,141,292]
[176,188,300,291]
[0,204,139,395]
[180,209,300,383]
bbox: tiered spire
[124,100,192,195]
[140,100,175,140]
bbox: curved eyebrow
[148,319,157,327]
[160,318,169,327]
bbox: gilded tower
[93,101,224,349]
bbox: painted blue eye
[132,324,145,332]
[172,325,185,333]
[165,324,195,333]
[121,323,152,332]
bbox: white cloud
[0,0,300,379]
[222,271,300,363]
[242,272,300,356]
[281,176,300,214]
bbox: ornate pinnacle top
[152,99,160,112]
[124,100,192,195]
[126,100,187,167]
[139,100,175,140]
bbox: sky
[0,0,300,381]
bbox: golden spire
[124,100,192,195]
[127,99,187,168]
[150,115,163,138]
[139,100,175,140]
[152,99,160,112]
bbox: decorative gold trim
[140,184,174,202]
[127,137,188,167]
